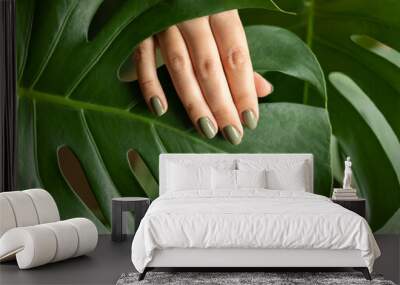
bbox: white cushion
[238,159,309,191]
[0,189,98,269]
[266,163,307,191]
[0,196,17,237]
[0,218,97,269]
[0,225,57,269]
[67,218,98,257]
[212,169,236,190]
[0,191,39,227]
[0,189,60,237]
[167,163,212,191]
[42,221,79,262]
[24,189,59,223]
[236,169,267,189]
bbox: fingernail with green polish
[223,125,242,145]
[150,96,165,116]
[242,110,257,130]
[197,117,217,139]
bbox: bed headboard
[159,154,314,195]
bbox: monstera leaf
[16,0,331,232]
[241,0,400,232]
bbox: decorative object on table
[332,188,358,200]
[343,156,353,190]
[0,189,98,269]
[112,197,150,242]
[332,198,366,218]
[116,271,394,285]
[332,157,359,200]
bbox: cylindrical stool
[111,197,150,242]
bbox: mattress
[131,189,380,273]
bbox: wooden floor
[0,234,398,284]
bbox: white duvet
[131,190,380,272]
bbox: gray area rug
[116,272,395,285]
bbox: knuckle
[196,57,217,80]
[168,53,188,73]
[134,39,153,62]
[234,93,249,106]
[211,106,230,121]
[134,46,145,63]
[184,101,197,115]
[139,78,156,89]
[224,46,247,70]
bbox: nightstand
[331,198,366,218]
[112,197,150,242]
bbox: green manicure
[223,125,242,145]
[242,110,257,130]
[150,97,165,116]
[197,117,217,139]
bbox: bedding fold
[131,190,380,273]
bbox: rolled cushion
[0,196,16,237]
[23,189,59,223]
[0,226,57,268]
[66,218,98,257]
[0,191,39,227]
[42,221,79,262]
[0,189,59,238]
[0,218,98,269]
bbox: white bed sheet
[131,189,380,273]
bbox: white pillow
[236,169,267,189]
[167,163,212,191]
[238,159,309,191]
[212,168,236,190]
[266,163,307,191]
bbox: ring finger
[157,26,218,139]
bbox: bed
[131,154,380,280]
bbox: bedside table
[331,198,366,218]
[112,197,150,242]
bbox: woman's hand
[134,10,273,145]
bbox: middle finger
[178,17,243,145]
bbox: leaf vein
[21,87,226,154]
[80,109,121,200]
[150,124,167,153]
[32,100,44,187]
[18,4,34,83]
[30,1,79,89]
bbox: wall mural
[16,0,399,233]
